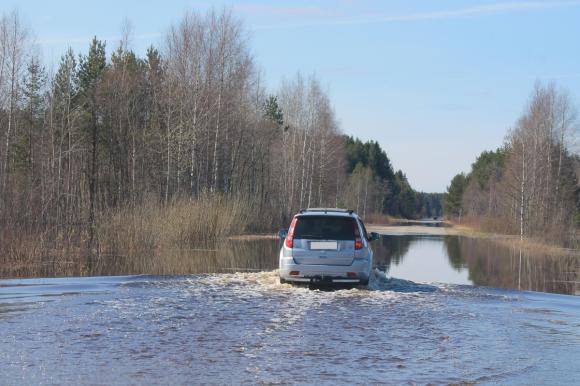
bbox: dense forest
[0,10,438,261]
[444,83,580,247]
[343,136,442,219]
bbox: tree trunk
[520,140,525,241]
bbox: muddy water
[1,233,579,385]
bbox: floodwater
[1,231,579,385]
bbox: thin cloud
[35,1,580,44]
[362,1,580,23]
[253,1,580,29]
[235,4,326,16]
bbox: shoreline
[367,222,578,257]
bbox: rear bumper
[279,256,371,284]
[282,276,363,284]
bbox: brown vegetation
[361,213,396,225]
[98,194,255,254]
[448,218,580,255]
[0,194,270,278]
[0,8,445,279]
[0,9,349,276]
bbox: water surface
[1,232,578,385]
[374,235,579,295]
[2,234,577,296]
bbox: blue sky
[4,0,580,192]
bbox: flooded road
[1,232,579,385]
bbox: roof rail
[299,208,354,215]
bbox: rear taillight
[353,220,363,250]
[285,216,298,248]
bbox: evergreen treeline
[444,83,580,247]
[0,10,438,262]
[342,136,442,219]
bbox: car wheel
[359,279,369,286]
[279,277,287,284]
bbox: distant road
[368,221,459,237]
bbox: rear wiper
[295,234,325,239]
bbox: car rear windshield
[293,216,355,240]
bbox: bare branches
[460,82,579,246]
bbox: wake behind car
[278,208,379,286]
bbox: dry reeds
[97,193,254,257]
[363,213,396,225]
[0,193,261,278]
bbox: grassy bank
[452,215,579,249]
[445,220,579,256]
[368,219,578,257]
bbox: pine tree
[444,173,468,218]
[263,95,284,127]
[78,37,107,253]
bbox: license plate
[310,241,337,250]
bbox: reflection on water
[444,237,579,296]
[374,235,579,295]
[1,233,578,295]
[374,236,472,286]
[0,239,281,279]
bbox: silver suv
[278,208,378,286]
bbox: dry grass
[0,227,87,278]
[0,193,261,278]
[445,218,579,255]
[461,216,515,235]
[456,215,579,249]
[97,193,254,257]
[489,235,579,258]
[361,213,396,225]
[449,223,494,238]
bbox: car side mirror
[278,229,288,240]
[368,232,379,242]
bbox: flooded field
[1,231,579,385]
